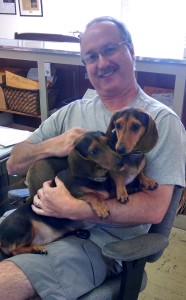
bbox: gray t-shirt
[28,88,186,245]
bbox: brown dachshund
[0,131,124,256]
[106,107,159,202]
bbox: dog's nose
[116,146,126,155]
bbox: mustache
[97,65,119,78]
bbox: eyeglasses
[82,41,126,65]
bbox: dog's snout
[116,146,126,155]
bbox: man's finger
[31,204,45,215]
[55,176,65,187]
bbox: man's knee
[0,260,25,277]
[0,260,36,299]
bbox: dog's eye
[90,148,99,156]
[115,123,121,130]
[131,124,141,131]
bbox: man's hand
[32,177,174,226]
[7,127,87,175]
[47,127,87,157]
[32,177,90,219]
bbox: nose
[97,53,110,66]
[116,146,126,155]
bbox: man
[0,16,185,299]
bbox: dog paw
[116,189,129,204]
[140,178,158,191]
[92,202,110,219]
[147,182,158,190]
[31,246,48,255]
[117,196,129,204]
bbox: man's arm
[7,128,86,175]
[32,177,174,225]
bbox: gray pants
[0,233,119,299]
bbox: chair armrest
[8,188,29,198]
[102,233,168,261]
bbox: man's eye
[88,52,97,61]
[103,45,117,56]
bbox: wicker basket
[177,187,186,215]
[0,84,58,116]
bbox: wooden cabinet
[0,40,185,130]
[0,59,94,130]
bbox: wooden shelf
[0,108,41,118]
[0,42,185,127]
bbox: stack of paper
[0,126,31,147]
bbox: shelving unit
[0,38,186,129]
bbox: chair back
[148,186,183,262]
[14,32,80,43]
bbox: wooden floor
[139,226,186,300]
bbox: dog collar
[88,176,108,182]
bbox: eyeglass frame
[81,41,128,65]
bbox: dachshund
[0,108,159,256]
[0,131,125,256]
[106,107,159,202]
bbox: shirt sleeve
[28,105,71,144]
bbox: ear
[106,113,118,139]
[68,134,94,177]
[136,115,158,153]
[73,134,92,158]
[68,148,91,177]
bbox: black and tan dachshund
[0,108,158,256]
[106,107,159,202]
[0,131,125,256]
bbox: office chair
[8,188,29,206]
[14,32,80,43]
[79,186,183,300]
[7,185,182,299]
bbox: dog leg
[81,192,110,219]
[12,245,48,255]
[138,170,158,190]
[109,172,129,204]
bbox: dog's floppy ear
[106,109,130,139]
[68,148,91,177]
[73,135,93,158]
[68,134,94,177]
[106,113,117,140]
[135,112,158,153]
[72,131,104,157]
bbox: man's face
[80,21,135,99]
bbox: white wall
[0,0,121,39]
[121,0,186,59]
[0,0,185,58]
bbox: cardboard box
[0,86,7,109]
[0,71,6,84]
[144,86,174,96]
[144,86,174,108]
[5,71,39,90]
[0,67,28,84]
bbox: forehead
[81,21,121,53]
